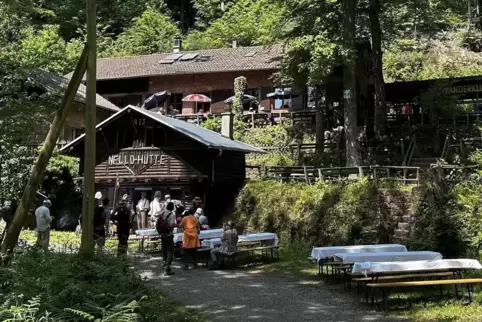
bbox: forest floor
[134,254,407,322]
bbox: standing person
[210,221,238,270]
[190,196,204,213]
[148,191,162,228]
[102,198,112,236]
[196,208,210,230]
[112,195,131,257]
[136,192,150,230]
[180,209,200,270]
[0,199,18,244]
[93,198,110,252]
[126,200,136,235]
[35,199,54,250]
[156,202,177,276]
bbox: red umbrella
[182,94,211,103]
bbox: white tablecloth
[311,244,407,261]
[352,259,482,276]
[201,233,279,249]
[335,251,442,264]
[137,228,224,243]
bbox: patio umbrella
[224,94,257,104]
[143,91,171,110]
[266,88,298,99]
[182,94,211,103]
[182,94,211,116]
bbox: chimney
[173,35,182,53]
[221,112,234,139]
[232,40,237,49]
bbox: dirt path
[133,255,409,322]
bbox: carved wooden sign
[107,149,166,175]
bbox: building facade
[70,42,309,114]
[61,105,263,222]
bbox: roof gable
[65,44,283,81]
[61,105,265,154]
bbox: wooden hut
[60,105,264,223]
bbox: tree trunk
[342,0,360,166]
[0,46,88,261]
[314,85,325,161]
[369,0,386,137]
[79,0,97,258]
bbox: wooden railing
[246,165,421,185]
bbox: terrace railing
[246,165,421,185]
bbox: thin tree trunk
[369,0,386,137]
[314,85,325,161]
[342,0,360,166]
[79,0,97,258]
[0,46,88,261]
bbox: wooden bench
[366,278,482,311]
[197,248,211,267]
[321,261,353,281]
[223,245,280,269]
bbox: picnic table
[201,233,279,249]
[311,244,407,261]
[136,228,224,252]
[352,258,482,276]
[335,251,442,264]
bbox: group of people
[1,192,240,275]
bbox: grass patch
[19,229,138,252]
[0,248,203,321]
[253,244,321,279]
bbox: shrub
[0,250,202,321]
[232,179,391,246]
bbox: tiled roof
[67,44,283,81]
[61,105,265,154]
[31,69,120,112]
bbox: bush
[232,179,395,246]
[0,250,202,321]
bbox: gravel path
[133,255,409,322]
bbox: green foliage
[0,250,202,321]
[232,178,387,246]
[184,0,283,50]
[105,9,180,57]
[232,76,246,116]
[242,125,291,147]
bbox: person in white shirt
[35,199,54,250]
[148,191,162,228]
[136,192,150,230]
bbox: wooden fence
[246,165,421,185]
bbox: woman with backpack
[180,208,200,270]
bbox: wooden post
[358,166,364,178]
[303,166,309,184]
[0,46,88,259]
[251,112,255,128]
[79,0,97,258]
[318,168,323,181]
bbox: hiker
[210,221,238,270]
[136,192,150,230]
[112,195,131,257]
[35,199,54,250]
[0,199,17,244]
[149,191,163,228]
[156,202,177,276]
[93,198,110,251]
[180,208,200,270]
[196,208,210,230]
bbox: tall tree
[0,46,87,260]
[369,0,386,137]
[79,0,97,258]
[342,0,360,166]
